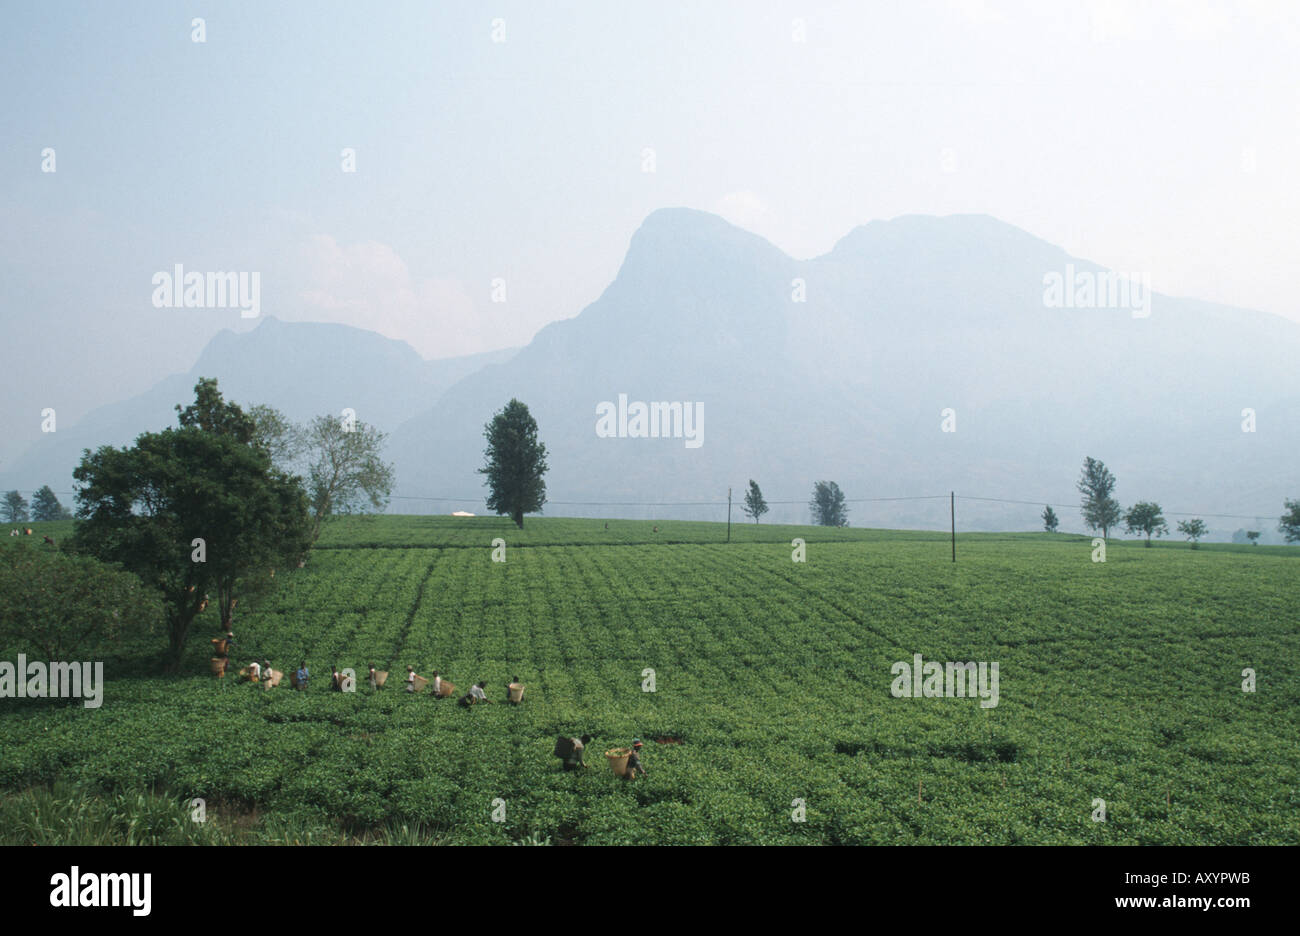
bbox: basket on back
[411,673,429,692]
[436,679,456,697]
[265,669,283,689]
[508,683,525,703]
[210,657,227,677]
[605,748,632,777]
[372,670,389,688]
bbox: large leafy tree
[73,381,311,671]
[0,544,161,660]
[810,481,849,527]
[301,414,394,541]
[1280,499,1300,544]
[741,480,768,523]
[31,485,72,521]
[480,399,548,529]
[3,490,28,524]
[1077,456,1121,540]
[1124,501,1168,547]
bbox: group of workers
[223,646,525,710]
[210,629,649,778]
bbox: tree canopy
[741,480,768,523]
[72,380,311,670]
[1077,457,1121,539]
[479,399,548,529]
[1124,501,1168,546]
[810,481,849,527]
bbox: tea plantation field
[1,516,1297,845]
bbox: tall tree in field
[1077,457,1121,540]
[3,490,29,524]
[1042,505,1059,533]
[1124,502,1168,547]
[1176,518,1208,548]
[480,399,548,529]
[1279,499,1300,544]
[741,480,768,523]
[73,380,311,670]
[31,485,72,521]
[1246,531,1261,545]
[301,414,395,541]
[0,546,162,660]
[810,481,849,527]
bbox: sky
[2,0,1298,467]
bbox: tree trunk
[165,615,192,673]
[513,509,523,528]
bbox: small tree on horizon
[1246,531,1260,545]
[1124,501,1168,547]
[741,480,768,523]
[1042,505,1059,533]
[1177,518,1208,549]
[1077,456,1121,540]
[1280,499,1300,544]
[3,490,29,524]
[480,399,549,529]
[31,485,72,521]
[810,481,849,527]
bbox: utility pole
[951,491,956,562]
[727,487,732,543]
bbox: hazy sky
[2,0,1298,466]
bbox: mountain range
[5,208,1297,540]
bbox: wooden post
[726,487,732,543]
[951,491,956,562]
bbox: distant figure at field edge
[295,661,309,690]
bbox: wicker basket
[265,669,282,689]
[605,748,632,777]
[372,670,388,688]
[410,673,429,692]
[210,657,227,676]
[508,683,525,703]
